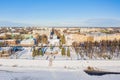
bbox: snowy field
[0,59,120,80]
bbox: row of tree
[37,34,48,44]
[61,47,71,57]
[32,46,71,59]
[60,35,66,44]
[32,48,43,59]
[73,39,120,60]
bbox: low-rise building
[5,39,17,45]
[66,34,94,45]
[20,39,36,46]
[0,47,12,57]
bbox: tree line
[72,39,120,60]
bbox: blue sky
[0,0,120,27]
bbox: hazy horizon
[0,0,120,27]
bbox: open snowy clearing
[0,68,120,80]
[0,59,120,80]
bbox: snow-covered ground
[1,45,120,80]
[1,68,120,80]
[0,59,120,80]
[10,47,77,60]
